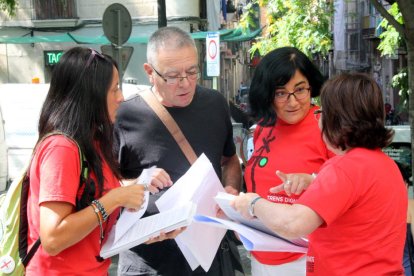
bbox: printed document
[194,192,308,252]
[156,153,227,272]
[100,201,196,259]
[112,166,156,243]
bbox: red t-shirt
[297,148,406,275]
[244,106,333,265]
[26,135,120,275]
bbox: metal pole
[117,9,123,90]
[158,0,167,28]
[212,77,218,90]
[6,44,10,82]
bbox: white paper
[156,153,227,272]
[194,215,307,253]
[114,192,148,243]
[100,201,196,259]
[138,166,156,185]
[192,192,309,251]
[215,192,279,237]
[175,238,200,271]
[113,167,156,243]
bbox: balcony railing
[34,0,77,20]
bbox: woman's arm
[232,192,323,239]
[39,184,144,256]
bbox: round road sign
[102,3,132,45]
[208,40,218,60]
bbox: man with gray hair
[114,26,243,275]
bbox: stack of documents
[194,192,308,253]
[100,201,196,259]
[100,153,227,273]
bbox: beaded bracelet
[92,199,108,222]
[90,202,104,243]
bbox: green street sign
[44,50,63,66]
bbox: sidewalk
[109,245,252,275]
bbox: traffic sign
[101,45,134,72]
[206,32,220,77]
[102,3,132,46]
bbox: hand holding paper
[138,166,173,194]
[194,192,308,252]
[115,167,157,243]
[100,202,196,259]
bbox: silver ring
[143,183,149,191]
[285,180,292,185]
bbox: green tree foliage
[377,3,409,113]
[370,0,414,181]
[393,68,409,113]
[240,0,333,57]
[0,0,17,15]
[378,3,404,56]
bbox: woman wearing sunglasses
[24,47,165,275]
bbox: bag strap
[21,239,40,267]
[141,89,197,165]
[19,132,87,267]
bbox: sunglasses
[86,49,106,68]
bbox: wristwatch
[248,196,262,217]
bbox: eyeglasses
[86,49,106,68]
[150,65,200,85]
[314,109,323,121]
[274,87,311,103]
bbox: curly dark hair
[320,72,394,151]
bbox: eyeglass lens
[274,87,310,103]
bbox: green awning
[0,28,261,44]
[0,34,74,44]
[191,29,233,40]
[221,28,262,42]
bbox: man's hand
[224,185,239,196]
[145,227,186,244]
[139,168,173,193]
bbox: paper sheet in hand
[194,192,308,252]
[113,167,155,243]
[100,201,196,259]
[156,153,226,272]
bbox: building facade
[332,0,407,122]
[0,0,257,102]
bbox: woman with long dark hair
[25,47,145,275]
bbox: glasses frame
[150,65,200,86]
[274,87,311,103]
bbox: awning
[0,33,73,44]
[221,28,262,42]
[0,27,261,44]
